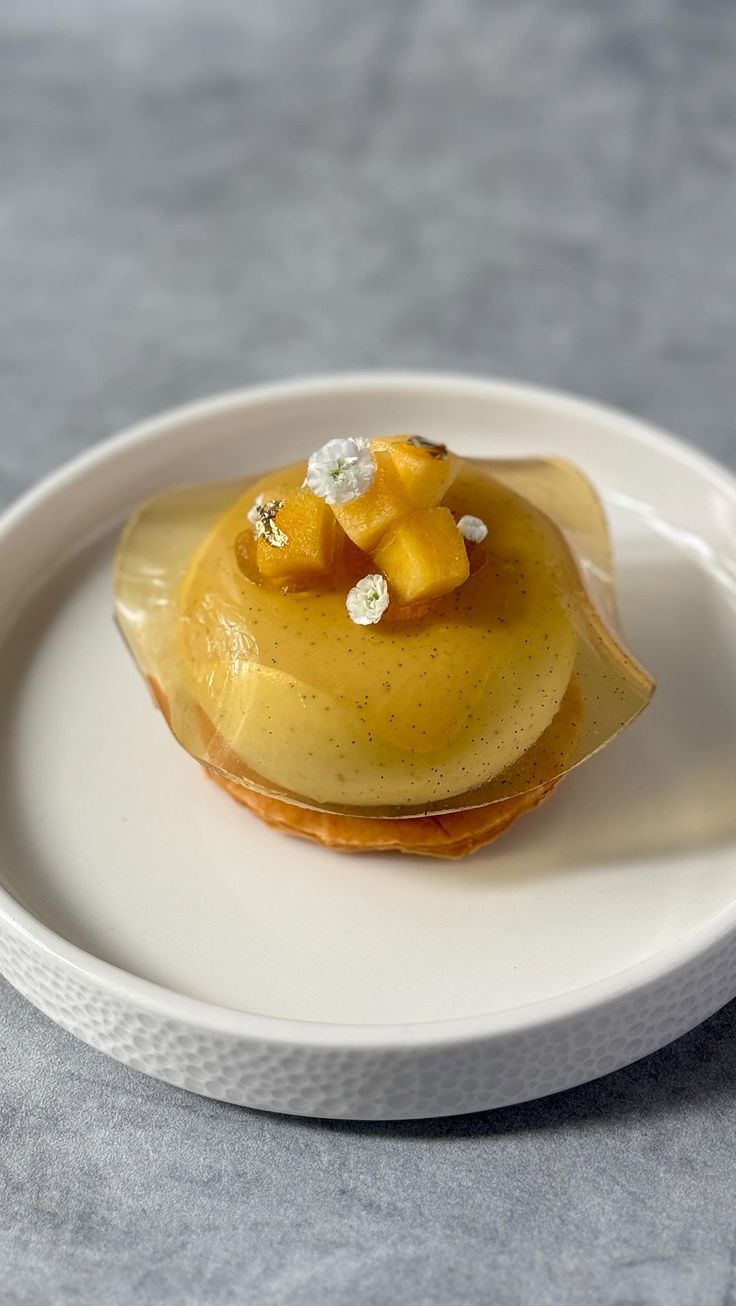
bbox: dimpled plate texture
[1,374,736,1120]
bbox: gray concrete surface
[2,2,736,1303]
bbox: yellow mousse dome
[115,443,653,819]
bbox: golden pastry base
[205,768,560,860]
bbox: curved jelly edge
[488,456,654,699]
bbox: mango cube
[256,486,338,586]
[332,436,460,551]
[372,506,470,606]
[373,435,459,509]
[332,449,410,551]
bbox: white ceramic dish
[1,373,735,1120]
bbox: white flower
[306,437,376,505]
[346,573,389,626]
[457,514,488,543]
[247,494,265,529]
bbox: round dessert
[115,434,654,857]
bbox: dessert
[114,434,654,858]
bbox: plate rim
[2,368,736,1053]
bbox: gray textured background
[2,2,736,1303]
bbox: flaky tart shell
[206,770,561,859]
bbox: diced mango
[372,506,470,606]
[331,436,460,551]
[373,435,459,509]
[256,486,338,586]
[332,449,410,551]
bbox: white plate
[1,373,736,1120]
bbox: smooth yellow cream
[176,463,577,807]
[115,454,654,817]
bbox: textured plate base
[1,374,736,1117]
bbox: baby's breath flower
[306,437,376,505]
[457,514,488,543]
[346,573,389,626]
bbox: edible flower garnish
[307,437,376,505]
[457,514,488,543]
[346,573,390,626]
